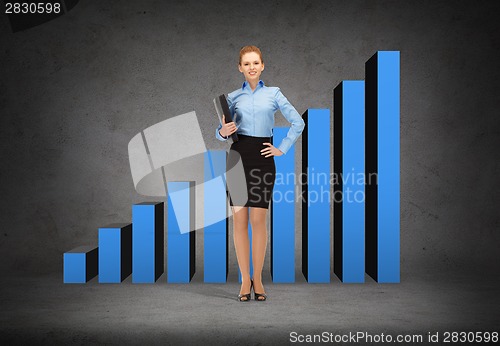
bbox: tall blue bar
[204,151,229,283]
[271,127,295,283]
[132,202,164,283]
[167,181,195,283]
[365,51,400,283]
[98,223,132,283]
[63,245,98,283]
[333,81,365,283]
[301,109,331,283]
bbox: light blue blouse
[215,80,305,155]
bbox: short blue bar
[271,127,295,283]
[132,202,164,283]
[333,81,365,283]
[204,151,229,283]
[98,223,132,283]
[63,245,98,283]
[302,109,331,283]
[167,181,195,283]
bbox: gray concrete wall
[1,0,499,277]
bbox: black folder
[213,94,238,142]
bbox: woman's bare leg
[232,206,251,300]
[249,207,268,299]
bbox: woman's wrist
[219,129,228,138]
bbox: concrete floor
[1,270,498,345]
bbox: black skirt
[226,134,276,209]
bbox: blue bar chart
[271,127,295,283]
[204,151,229,283]
[63,51,400,286]
[167,181,196,283]
[302,109,331,283]
[334,81,365,283]
[98,223,132,283]
[365,51,400,283]
[63,245,98,283]
[132,202,164,283]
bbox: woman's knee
[249,215,266,229]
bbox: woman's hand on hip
[219,114,237,138]
[261,143,283,157]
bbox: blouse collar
[242,80,265,90]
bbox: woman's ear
[238,64,243,73]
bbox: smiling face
[238,51,265,82]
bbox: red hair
[239,45,264,65]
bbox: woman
[216,45,305,301]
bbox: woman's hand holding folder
[219,114,238,138]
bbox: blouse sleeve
[274,88,305,154]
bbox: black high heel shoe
[237,280,253,302]
[251,279,267,301]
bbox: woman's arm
[274,88,305,154]
[215,93,236,141]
